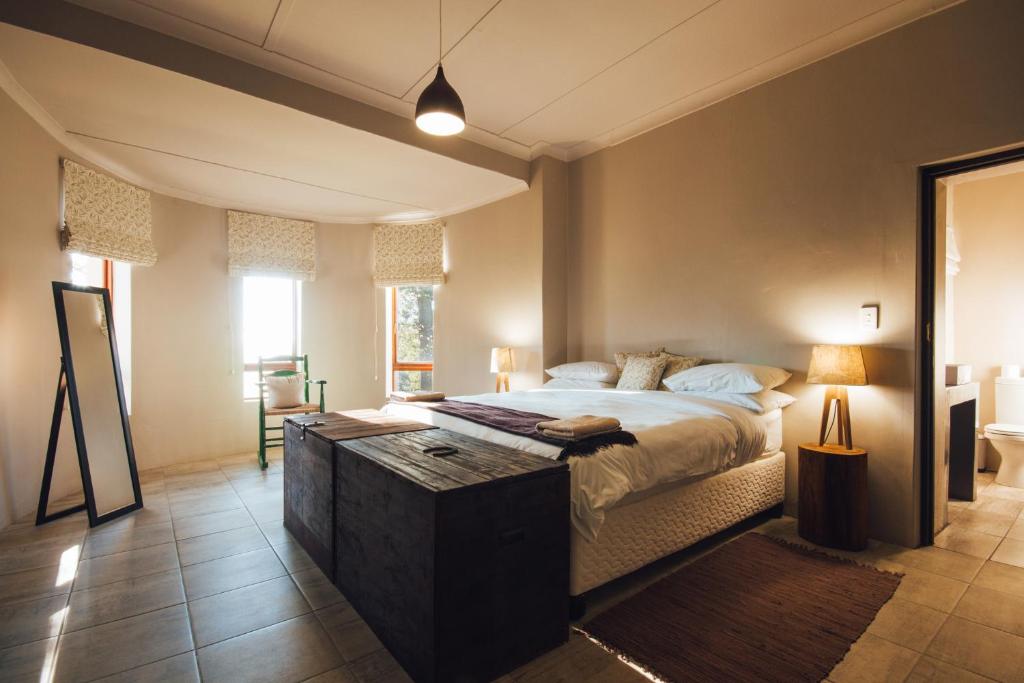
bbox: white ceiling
[68,0,960,161]
[0,23,527,223]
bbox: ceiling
[67,0,960,161]
[0,23,526,223]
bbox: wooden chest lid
[338,428,567,493]
[285,409,436,442]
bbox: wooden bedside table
[798,442,868,551]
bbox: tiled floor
[2,461,1024,683]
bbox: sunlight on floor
[55,545,80,587]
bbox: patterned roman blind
[227,210,316,281]
[60,159,157,266]
[373,221,445,287]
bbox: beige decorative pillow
[267,372,305,409]
[616,354,668,391]
[614,347,665,372]
[659,352,703,390]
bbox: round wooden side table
[798,442,868,551]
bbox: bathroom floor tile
[968,496,1024,518]
[926,615,1024,681]
[934,525,1003,559]
[0,593,68,649]
[64,569,185,633]
[866,597,948,652]
[188,575,310,647]
[982,484,1024,503]
[1008,515,1024,542]
[180,547,286,600]
[954,584,1024,636]
[176,525,268,566]
[952,509,1018,537]
[905,655,991,682]
[73,542,179,591]
[973,560,1024,598]
[893,567,969,613]
[887,546,985,582]
[196,613,342,683]
[991,537,1024,569]
[94,651,200,683]
[51,604,194,682]
[171,507,255,540]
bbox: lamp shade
[807,345,867,386]
[490,347,514,374]
[415,65,465,136]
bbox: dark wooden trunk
[334,429,570,683]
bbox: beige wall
[952,171,1024,467]
[567,0,1024,546]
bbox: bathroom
[935,160,1024,561]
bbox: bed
[383,386,786,597]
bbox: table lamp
[490,347,514,393]
[807,344,867,449]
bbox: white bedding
[382,388,769,541]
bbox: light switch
[861,305,879,330]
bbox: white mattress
[383,388,771,540]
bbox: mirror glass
[61,289,136,516]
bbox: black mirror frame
[44,281,143,527]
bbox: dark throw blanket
[414,399,638,460]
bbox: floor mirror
[37,281,142,527]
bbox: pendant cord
[438,0,442,65]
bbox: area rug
[577,533,901,683]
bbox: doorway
[919,145,1024,545]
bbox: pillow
[662,363,792,394]
[545,361,619,383]
[616,354,668,391]
[544,378,616,390]
[658,352,702,390]
[266,372,305,409]
[614,347,665,372]
[675,389,796,414]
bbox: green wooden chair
[257,354,326,469]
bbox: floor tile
[0,593,68,649]
[954,584,1024,637]
[952,509,1018,537]
[188,575,310,647]
[925,615,1024,681]
[316,601,382,662]
[906,655,992,682]
[257,518,293,546]
[73,542,179,590]
[81,521,174,560]
[887,546,985,583]
[867,597,948,652]
[51,604,193,682]
[510,631,645,682]
[64,569,185,633]
[169,494,244,520]
[1007,516,1024,542]
[829,632,921,683]
[229,472,282,494]
[968,496,1024,518]
[0,523,84,552]
[180,546,286,600]
[163,460,221,476]
[991,538,1024,569]
[94,651,200,683]
[171,507,254,541]
[273,539,317,573]
[0,533,85,575]
[91,506,172,534]
[347,647,412,683]
[196,613,342,683]
[291,567,345,609]
[176,525,268,566]
[893,567,969,613]
[0,636,59,682]
[934,526,1003,559]
[305,666,359,682]
[981,484,1024,503]
[974,560,1024,599]
[0,562,74,605]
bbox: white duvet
[382,388,768,541]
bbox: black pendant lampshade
[415,65,465,136]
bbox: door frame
[918,145,1024,545]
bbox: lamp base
[495,372,510,393]
[819,385,854,449]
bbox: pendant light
[416,0,465,136]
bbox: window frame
[391,286,434,376]
[240,276,302,398]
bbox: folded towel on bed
[390,391,446,402]
[536,415,621,440]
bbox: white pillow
[662,363,792,394]
[545,361,619,383]
[267,373,305,409]
[676,389,796,414]
[543,378,616,390]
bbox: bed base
[570,452,786,598]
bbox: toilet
[984,376,1024,488]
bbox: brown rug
[578,533,901,683]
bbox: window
[242,276,301,398]
[70,253,132,412]
[390,285,434,391]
